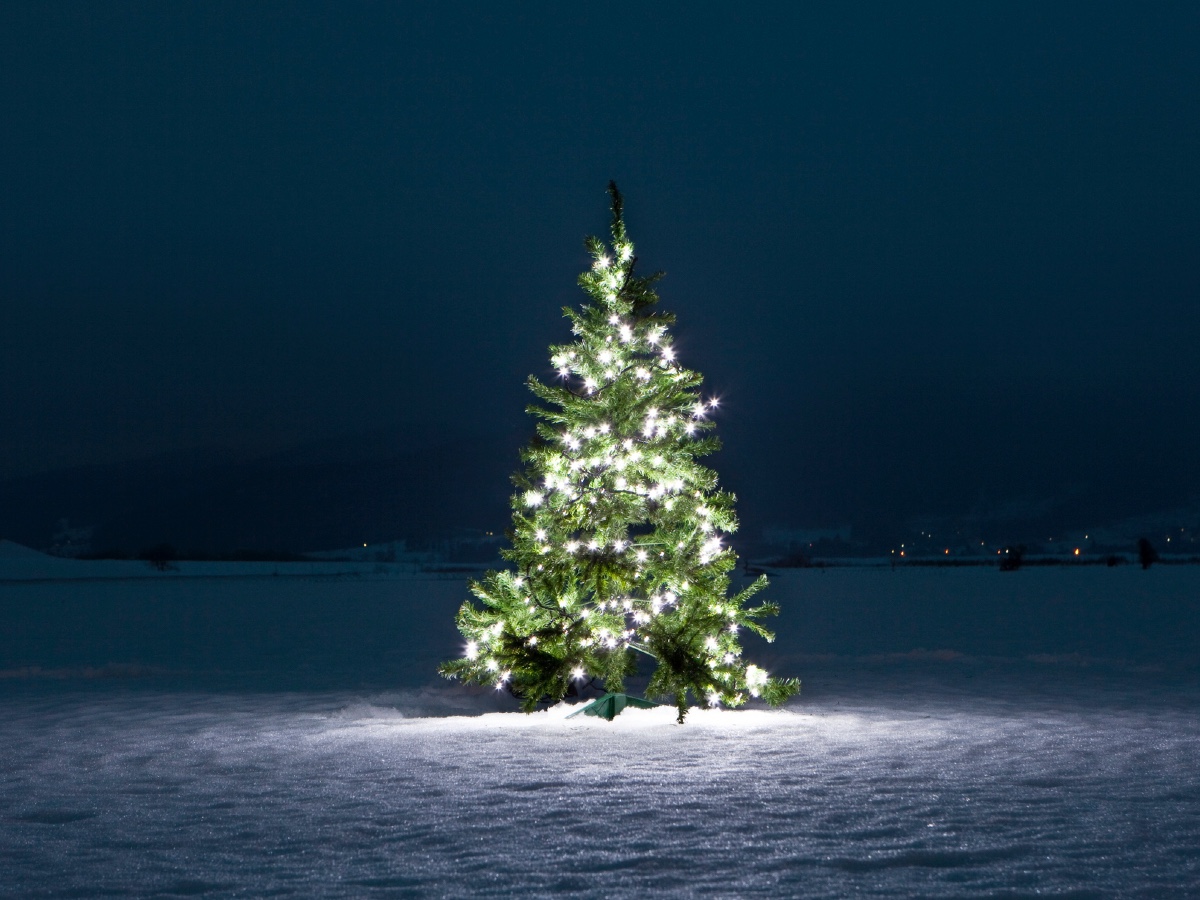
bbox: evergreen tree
[440,183,799,723]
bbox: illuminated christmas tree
[440,183,799,723]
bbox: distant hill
[0,427,524,557]
[0,539,48,559]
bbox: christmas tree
[440,183,799,723]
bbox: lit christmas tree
[440,183,799,723]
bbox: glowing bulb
[572,667,586,680]
[745,665,768,697]
[699,536,723,563]
[524,491,544,507]
[466,641,479,659]
[594,255,611,270]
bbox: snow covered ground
[2,562,1199,896]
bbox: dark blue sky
[2,3,1198,533]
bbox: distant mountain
[0,427,525,556]
[0,539,49,559]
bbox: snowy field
[2,562,1199,897]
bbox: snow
[2,561,1199,895]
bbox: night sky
[3,3,1199,543]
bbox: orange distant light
[944,548,950,554]
[1074,548,1080,556]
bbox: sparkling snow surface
[2,567,1199,896]
[3,675,1199,897]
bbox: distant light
[1074,548,1081,556]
